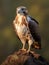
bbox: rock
[1,50,49,65]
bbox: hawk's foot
[27,50,30,53]
[20,48,26,51]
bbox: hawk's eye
[21,8,24,10]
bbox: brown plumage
[13,6,41,52]
[13,14,41,52]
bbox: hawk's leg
[27,39,33,52]
[27,44,31,52]
[22,43,25,50]
[21,39,26,51]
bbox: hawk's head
[16,6,28,16]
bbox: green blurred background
[0,0,49,64]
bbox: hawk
[13,6,41,52]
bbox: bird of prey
[13,6,41,52]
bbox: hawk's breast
[15,23,28,36]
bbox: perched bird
[13,6,41,52]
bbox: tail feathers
[31,41,41,49]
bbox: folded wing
[27,16,41,49]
